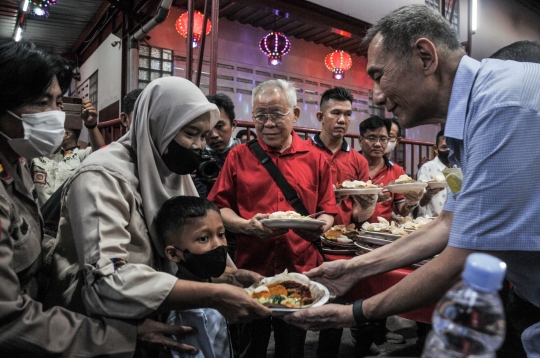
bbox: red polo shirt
[208,131,337,277]
[368,156,405,223]
[306,133,369,226]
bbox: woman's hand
[137,318,197,354]
[211,285,272,323]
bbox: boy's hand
[213,267,263,288]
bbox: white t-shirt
[416,156,448,217]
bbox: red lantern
[175,11,211,48]
[324,50,353,80]
[259,32,291,66]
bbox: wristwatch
[353,299,369,325]
[85,122,98,129]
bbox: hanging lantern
[324,50,353,80]
[29,0,57,17]
[175,11,211,48]
[259,31,291,66]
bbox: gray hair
[490,40,540,63]
[362,4,462,61]
[252,79,297,109]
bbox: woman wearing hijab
[47,77,270,341]
[0,38,196,357]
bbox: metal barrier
[98,119,435,178]
[98,118,127,144]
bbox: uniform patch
[33,171,47,184]
[0,157,10,181]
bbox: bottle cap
[462,253,507,292]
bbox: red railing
[98,119,434,178]
[98,118,127,144]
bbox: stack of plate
[361,230,402,242]
[354,235,432,268]
[320,237,358,255]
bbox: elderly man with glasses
[207,79,337,358]
[359,116,424,223]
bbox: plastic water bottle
[421,253,507,358]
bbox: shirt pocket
[293,180,318,212]
[11,217,41,273]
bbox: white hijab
[118,77,219,256]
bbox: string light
[324,50,353,80]
[259,31,291,66]
[175,11,212,48]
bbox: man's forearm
[347,211,453,282]
[420,192,433,207]
[362,245,471,321]
[397,201,416,217]
[220,207,248,234]
[88,127,106,151]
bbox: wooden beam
[232,0,370,38]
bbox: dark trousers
[498,288,540,358]
[316,328,343,358]
[238,316,307,358]
[350,319,387,356]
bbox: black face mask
[162,139,202,175]
[176,245,227,279]
[438,150,450,165]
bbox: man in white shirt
[31,99,104,207]
[416,130,449,217]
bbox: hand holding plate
[351,193,378,208]
[246,213,288,239]
[403,189,424,204]
[293,225,325,243]
[302,260,358,297]
[284,303,356,330]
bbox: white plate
[385,182,428,193]
[334,187,381,195]
[270,281,330,316]
[427,181,446,189]
[260,218,327,230]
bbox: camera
[196,150,220,180]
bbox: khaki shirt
[48,145,178,319]
[0,152,136,357]
[31,147,92,207]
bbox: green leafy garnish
[269,295,286,304]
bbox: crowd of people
[1,3,539,358]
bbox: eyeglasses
[252,109,291,125]
[363,135,389,144]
